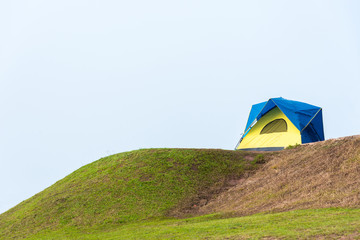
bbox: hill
[1,136,360,239]
[199,135,360,216]
[0,148,262,239]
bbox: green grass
[3,147,360,239]
[27,208,360,239]
[286,143,301,149]
[0,148,258,239]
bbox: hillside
[199,135,360,216]
[0,149,262,239]
[1,136,360,239]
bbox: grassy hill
[0,149,262,239]
[1,136,360,239]
[199,135,360,216]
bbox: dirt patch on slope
[169,152,267,217]
[198,135,360,216]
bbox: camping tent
[235,97,324,151]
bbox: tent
[235,97,324,151]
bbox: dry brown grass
[198,135,360,216]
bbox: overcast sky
[1,0,359,214]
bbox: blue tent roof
[242,97,324,143]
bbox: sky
[0,0,359,214]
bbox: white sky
[0,0,359,214]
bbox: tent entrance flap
[260,119,287,134]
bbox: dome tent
[235,97,324,151]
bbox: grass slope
[199,135,360,216]
[27,208,360,239]
[0,148,261,239]
[1,136,360,239]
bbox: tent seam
[300,108,322,132]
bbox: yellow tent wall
[237,107,301,150]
